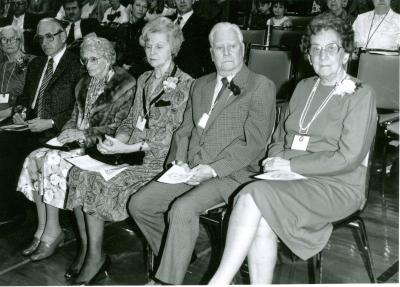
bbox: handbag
[85,146,144,166]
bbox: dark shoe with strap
[21,237,41,256]
[72,255,111,285]
[30,232,65,262]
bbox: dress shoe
[30,232,65,262]
[21,237,41,256]
[73,255,111,285]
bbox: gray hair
[208,22,243,47]
[139,16,184,58]
[80,34,116,65]
[0,25,25,52]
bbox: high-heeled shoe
[30,232,65,262]
[21,237,41,256]
[73,255,111,285]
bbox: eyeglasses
[14,1,27,6]
[80,56,101,66]
[0,37,20,44]
[309,43,342,56]
[34,30,63,44]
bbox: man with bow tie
[102,0,129,24]
[129,22,276,285]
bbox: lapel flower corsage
[163,76,179,93]
[334,78,358,97]
[15,56,30,74]
[228,80,241,96]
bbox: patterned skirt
[66,156,164,222]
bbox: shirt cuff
[211,167,217,178]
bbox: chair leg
[352,218,376,283]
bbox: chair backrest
[248,45,293,100]
[290,16,312,30]
[357,51,400,110]
[268,28,303,51]
[241,29,266,46]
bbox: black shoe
[72,255,111,285]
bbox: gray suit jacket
[168,65,276,183]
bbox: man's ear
[60,31,67,43]
[307,54,312,65]
[210,47,215,62]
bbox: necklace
[365,11,389,49]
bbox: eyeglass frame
[80,56,102,66]
[308,43,343,57]
[34,30,64,44]
[0,36,20,44]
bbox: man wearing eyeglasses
[0,18,81,226]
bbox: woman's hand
[57,129,85,144]
[97,135,130,154]
[262,157,291,173]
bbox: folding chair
[240,29,266,62]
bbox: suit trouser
[129,177,239,284]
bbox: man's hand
[13,113,26,124]
[57,129,85,144]
[186,164,216,186]
[27,118,53,132]
[262,157,291,173]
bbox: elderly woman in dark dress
[17,35,135,262]
[0,25,34,121]
[65,17,193,285]
[209,13,377,284]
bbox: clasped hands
[57,128,86,144]
[96,134,130,154]
[262,157,291,173]
[174,161,216,186]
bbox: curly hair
[139,17,184,58]
[300,13,355,55]
[0,25,25,52]
[80,34,116,65]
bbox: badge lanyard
[365,11,389,49]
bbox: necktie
[37,58,54,118]
[213,77,228,107]
[66,23,75,44]
[176,16,183,26]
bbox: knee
[168,198,197,224]
[235,192,256,210]
[128,185,154,218]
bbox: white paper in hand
[157,165,193,184]
[46,137,63,147]
[255,170,307,181]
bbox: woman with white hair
[65,17,193,285]
[0,25,34,121]
[16,34,136,264]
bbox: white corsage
[334,78,357,97]
[163,77,179,93]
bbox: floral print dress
[66,65,193,221]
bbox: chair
[290,15,312,30]
[267,27,303,51]
[247,45,293,101]
[357,50,399,194]
[240,29,266,62]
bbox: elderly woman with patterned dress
[65,17,193,285]
[209,13,377,285]
[16,35,136,263]
[0,25,34,122]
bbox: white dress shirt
[12,14,25,29]
[102,5,129,24]
[66,20,83,41]
[174,10,193,29]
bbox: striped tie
[37,58,53,118]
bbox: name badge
[291,135,310,151]
[136,116,147,131]
[0,93,9,104]
[198,113,209,129]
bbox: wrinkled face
[131,0,148,20]
[373,0,391,12]
[81,49,109,78]
[109,0,120,9]
[272,3,285,18]
[175,0,194,14]
[0,28,21,55]
[326,0,344,15]
[210,28,244,76]
[14,0,27,17]
[145,32,172,69]
[308,29,349,82]
[64,1,81,22]
[37,21,66,57]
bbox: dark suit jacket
[174,13,212,78]
[16,50,82,138]
[80,18,100,37]
[168,65,276,183]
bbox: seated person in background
[102,0,129,25]
[208,14,377,285]
[62,0,100,46]
[250,0,272,28]
[267,0,292,28]
[121,0,151,78]
[322,0,355,24]
[129,22,276,285]
[0,18,81,226]
[65,17,192,284]
[144,0,175,22]
[0,26,34,122]
[353,0,400,50]
[17,35,136,263]
[56,0,110,22]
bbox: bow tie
[107,11,121,21]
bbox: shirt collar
[70,19,81,25]
[13,13,24,20]
[48,45,66,68]
[178,10,193,23]
[216,74,235,85]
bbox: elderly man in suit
[0,17,81,226]
[129,22,276,285]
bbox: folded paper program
[157,164,193,184]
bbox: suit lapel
[46,51,69,90]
